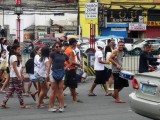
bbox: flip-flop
[0,90,6,94]
[88,93,97,96]
[0,104,9,109]
[115,100,125,103]
[30,94,36,101]
[105,93,112,96]
[21,105,31,109]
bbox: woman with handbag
[47,41,71,112]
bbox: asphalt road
[0,77,151,120]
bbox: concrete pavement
[0,77,150,120]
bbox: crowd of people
[0,37,84,112]
[0,36,158,112]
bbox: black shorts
[65,69,77,89]
[104,67,112,82]
[112,73,129,89]
[94,70,106,84]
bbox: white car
[129,71,160,120]
[125,39,160,55]
[81,37,121,53]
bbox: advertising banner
[129,23,146,31]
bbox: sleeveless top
[112,51,124,73]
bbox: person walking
[47,41,71,112]
[64,38,81,103]
[1,45,30,108]
[25,51,38,101]
[109,41,129,103]
[104,39,116,90]
[36,47,49,108]
[88,41,111,96]
[139,44,159,73]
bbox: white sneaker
[48,106,57,112]
[59,108,64,112]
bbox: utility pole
[15,0,23,42]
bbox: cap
[77,41,82,45]
[97,41,105,48]
[69,38,77,45]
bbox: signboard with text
[147,21,160,26]
[129,23,146,31]
[85,3,98,24]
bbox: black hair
[7,45,11,51]
[9,44,20,62]
[107,39,111,44]
[30,51,35,58]
[39,47,50,62]
[17,54,22,67]
[53,41,62,49]
[13,39,19,45]
[3,40,7,45]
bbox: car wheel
[133,48,142,55]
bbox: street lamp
[15,0,23,43]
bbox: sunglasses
[55,46,61,48]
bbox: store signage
[147,21,160,26]
[85,3,98,24]
[129,23,146,31]
[139,16,144,23]
[111,28,126,31]
[112,18,134,22]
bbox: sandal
[88,93,97,96]
[30,94,36,101]
[0,90,6,94]
[21,104,31,109]
[105,93,112,96]
[37,105,45,109]
[0,104,9,109]
[115,100,125,103]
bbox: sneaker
[59,108,64,112]
[48,106,57,112]
[108,87,114,91]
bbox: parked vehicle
[125,38,160,55]
[80,36,122,53]
[33,37,57,48]
[129,71,160,120]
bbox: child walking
[1,45,30,109]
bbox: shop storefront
[146,21,160,38]
[145,10,160,38]
[100,10,143,38]
[100,23,128,38]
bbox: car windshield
[133,40,144,45]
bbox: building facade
[79,0,160,38]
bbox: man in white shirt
[88,42,111,96]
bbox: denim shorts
[29,74,37,82]
[50,72,65,83]
[35,73,46,83]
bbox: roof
[0,0,78,13]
